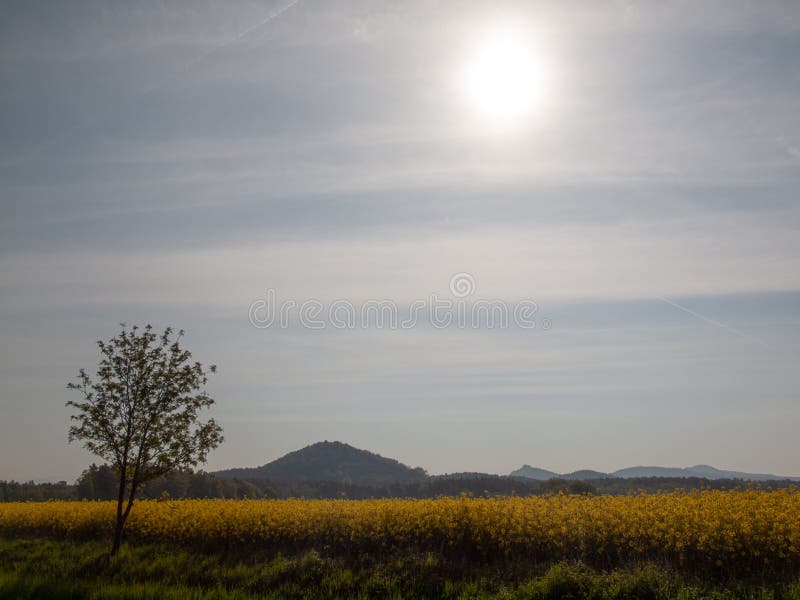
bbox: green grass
[1,537,799,599]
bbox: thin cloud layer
[0,0,798,480]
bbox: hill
[611,465,794,481]
[611,466,691,478]
[562,469,610,481]
[509,465,559,480]
[213,441,798,487]
[214,441,427,486]
[513,465,798,482]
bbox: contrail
[193,0,301,63]
[656,296,772,350]
[0,0,302,169]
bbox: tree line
[5,468,795,503]
[0,465,271,502]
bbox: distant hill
[562,470,610,481]
[214,441,427,486]
[509,465,559,480]
[215,441,798,487]
[513,464,798,482]
[431,472,502,480]
[612,465,794,481]
[611,466,690,478]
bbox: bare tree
[67,324,223,555]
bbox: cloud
[2,207,799,318]
[1,1,800,480]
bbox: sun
[460,27,550,128]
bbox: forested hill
[214,441,427,485]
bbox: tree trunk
[111,468,127,556]
[111,515,125,556]
[112,480,139,556]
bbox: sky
[1,0,799,482]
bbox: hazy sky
[1,1,799,481]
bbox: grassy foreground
[2,537,800,599]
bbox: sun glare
[460,27,550,129]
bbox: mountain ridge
[214,440,800,486]
[213,441,799,485]
[511,464,799,482]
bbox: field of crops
[2,490,799,576]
